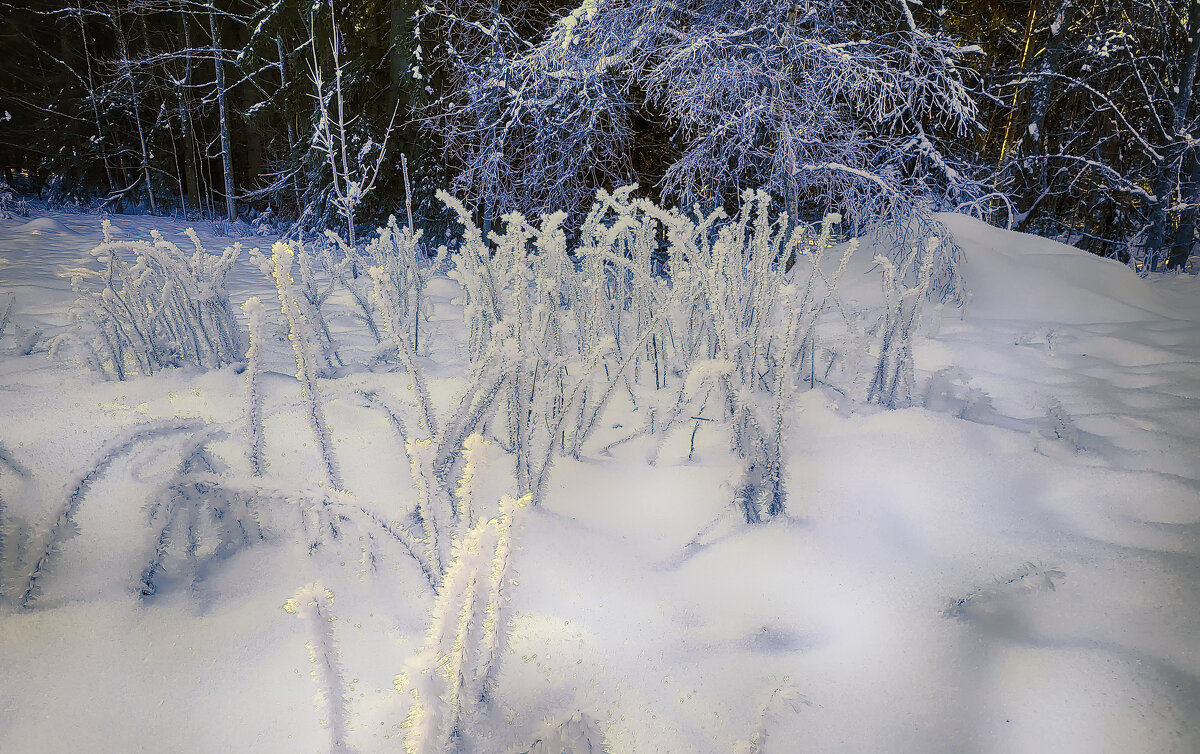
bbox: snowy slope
[0,207,1197,754]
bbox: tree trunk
[179,3,201,213]
[77,11,116,193]
[1168,148,1200,270]
[1145,0,1200,271]
[1015,0,1073,229]
[209,1,237,221]
[112,13,157,213]
[277,36,302,215]
[390,0,416,106]
[236,21,264,193]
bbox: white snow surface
[0,208,1197,753]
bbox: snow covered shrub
[430,182,931,522]
[640,193,858,521]
[69,221,244,380]
[366,215,445,356]
[323,230,384,344]
[0,180,28,219]
[399,433,508,589]
[438,191,627,504]
[371,263,437,434]
[405,438,452,585]
[284,582,356,753]
[868,236,938,408]
[248,240,343,375]
[270,242,343,490]
[396,493,529,754]
[251,205,283,236]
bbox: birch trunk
[209,1,237,221]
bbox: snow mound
[940,213,1174,324]
[17,217,73,235]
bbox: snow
[1,207,1198,752]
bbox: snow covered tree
[985,0,1200,268]
[427,0,987,238]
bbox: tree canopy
[0,0,1196,269]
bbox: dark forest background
[0,0,1196,270]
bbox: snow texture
[0,205,1198,753]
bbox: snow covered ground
[0,207,1197,753]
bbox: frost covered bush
[366,214,445,356]
[248,239,343,375]
[0,180,29,219]
[68,221,244,379]
[439,191,636,504]
[868,237,938,408]
[397,493,529,754]
[269,241,343,490]
[430,184,936,522]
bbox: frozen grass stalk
[271,242,343,491]
[241,296,267,476]
[284,583,356,753]
[397,493,530,754]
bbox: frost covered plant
[942,562,1066,620]
[401,432,504,589]
[520,712,604,753]
[735,684,808,754]
[371,264,437,435]
[453,434,505,529]
[365,215,446,355]
[0,443,33,605]
[241,296,268,476]
[868,236,938,408]
[438,191,629,502]
[68,222,244,379]
[396,493,529,754]
[0,180,28,219]
[323,230,384,344]
[405,438,452,585]
[17,419,205,609]
[284,583,356,753]
[248,239,343,375]
[641,193,858,521]
[271,242,343,491]
[139,469,269,598]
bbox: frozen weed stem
[285,583,356,753]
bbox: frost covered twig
[943,561,1066,620]
[284,583,356,753]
